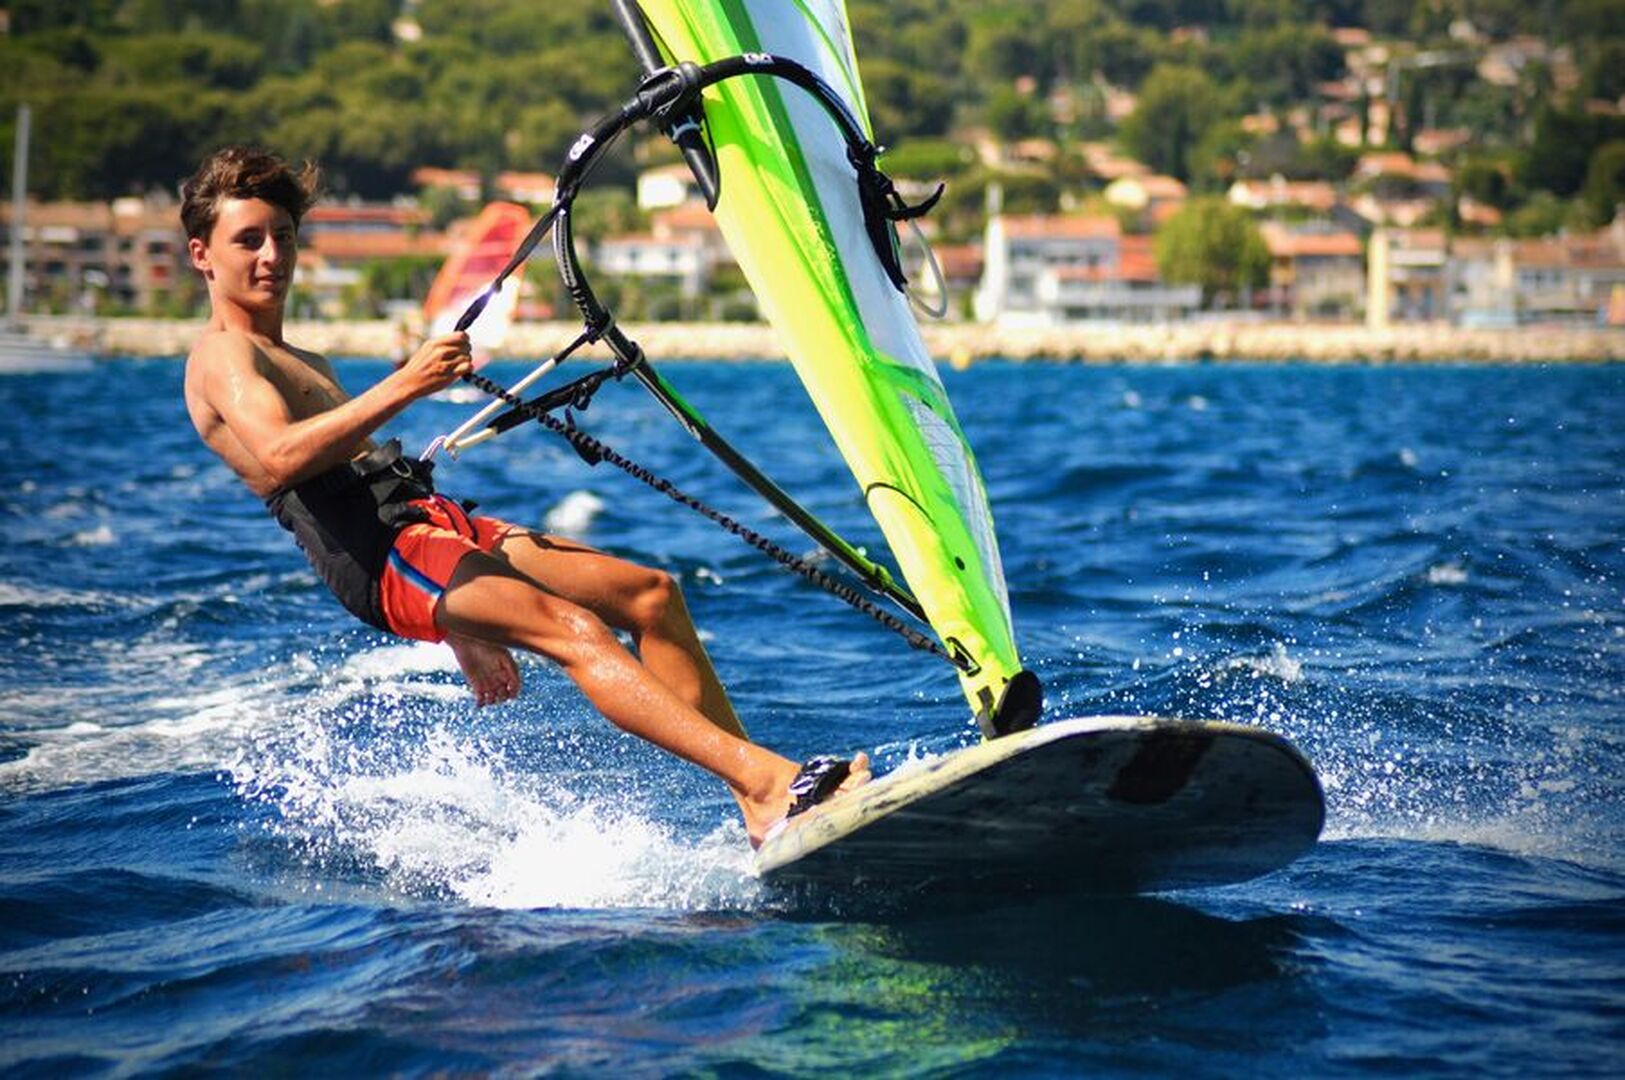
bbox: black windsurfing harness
[264,439,437,632]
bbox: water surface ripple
[2,359,1621,1076]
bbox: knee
[549,601,622,662]
[628,569,685,634]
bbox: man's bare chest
[265,353,348,418]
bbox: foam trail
[235,718,761,911]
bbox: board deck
[756,716,1324,895]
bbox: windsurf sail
[634,1,1032,732]
[424,2,1039,737]
[423,201,532,358]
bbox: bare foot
[744,751,871,849]
[446,633,522,707]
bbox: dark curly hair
[179,146,322,242]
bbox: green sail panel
[638,0,1023,726]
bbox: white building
[975,214,1199,325]
[637,163,707,211]
[1452,225,1625,325]
[593,233,710,297]
[1258,222,1365,318]
[975,214,1119,324]
[593,200,733,300]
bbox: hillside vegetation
[2,0,1621,231]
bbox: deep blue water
[1,356,1621,1076]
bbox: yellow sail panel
[639,0,1025,727]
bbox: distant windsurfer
[179,145,866,845]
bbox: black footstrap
[785,755,852,819]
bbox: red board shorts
[379,495,516,642]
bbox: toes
[840,752,872,791]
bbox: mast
[7,104,28,329]
[609,0,720,209]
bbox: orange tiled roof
[305,205,430,228]
[652,201,721,233]
[496,171,555,199]
[303,231,448,260]
[1138,175,1188,200]
[1261,223,1362,259]
[1233,178,1339,212]
[1002,214,1120,240]
[1513,234,1625,270]
[1117,234,1159,280]
[1356,151,1416,178]
[930,243,983,279]
[2,199,183,235]
[412,166,479,190]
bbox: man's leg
[490,531,745,738]
[435,549,866,844]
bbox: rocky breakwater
[36,316,1625,364]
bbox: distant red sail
[423,202,533,357]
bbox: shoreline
[29,315,1623,364]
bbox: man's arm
[201,331,471,490]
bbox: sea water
[1,359,1620,1076]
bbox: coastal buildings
[636,163,709,211]
[974,213,1201,325]
[409,168,557,207]
[0,197,192,315]
[1368,221,1625,327]
[297,203,447,319]
[3,159,1620,331]
[1259,223,1365,318]
[592,200,736,309]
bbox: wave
[231,710,762,912]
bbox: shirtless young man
[180,146,866,846]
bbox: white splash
[0,638,466,794]
[70,524,116,547]
[236,719,760,911]
[1426,562,1469,585]
[544,490,606,538]
[0,580,129,609]
[1223,642,1304,683]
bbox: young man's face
[189,197,297,308]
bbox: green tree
[1559,0,1625,43]
[99,33,266,90]
[1579,141,1625,226]
[1189,120,1255,190]
[1455,156,1516,210]
[964,7,1046,85]
[1081,21,1162,88]
[879,139,975,182]
[1225,25,1345,106]
[1522,107,1625,198]
[857,58,954,139]
[1120,64,1224,181]
[986,86,1047,141]
[1503,191,1587,237]
[1154,196,1270,307]
[1578,40,1625,103]
[571,188,647,239]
